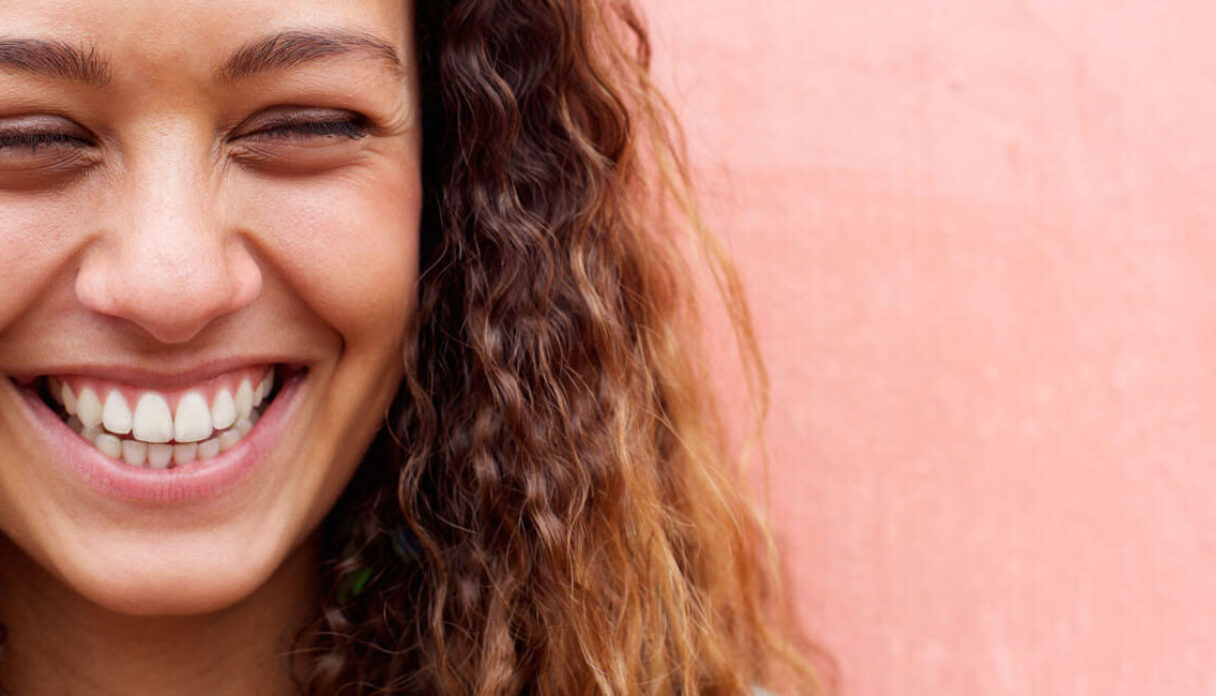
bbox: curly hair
[285,0,829,693]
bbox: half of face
[0,0,421,617]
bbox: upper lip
[6,356,299,390]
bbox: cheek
[0,193,85,329]
[234,162,422,343]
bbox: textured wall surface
[643,1,1216,694]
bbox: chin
[83,566,273,618]
[38,516,309,618]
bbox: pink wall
[644,1,1216,694]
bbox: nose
[75,140,261,344]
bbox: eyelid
[230,106,373,140]
[0,115,99,177]
[0,133,90,150]
[0,115,94,143]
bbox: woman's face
[0,0,419,615]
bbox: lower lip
[16,370,304,504]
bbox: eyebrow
[217,29,405,82]
[0,30,403,87]
[0,39,111,86]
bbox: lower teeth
[62,407,263,469]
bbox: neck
[0,535,318,696]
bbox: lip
[9,357,301,390]
[12,366,306,504]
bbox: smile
[38,366,281,469]
[9,362,309,502]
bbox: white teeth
[173,391,213,443]
[63,369,275,467]
[76,387,103,428]
[234,379,253,420]
[173,442,198,466]
[147,443,173,469]
[132,393,173,443]
[210,388,236,430]
[218,428,241,452]
[102,390,132,435]
[62,383,77,414]
[121,440,147,467]
[198,437,221,460]
[94,432,122,459]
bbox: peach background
[644,1,1216,694]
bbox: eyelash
[0,132,91,152]
[0,116,372,153]
[244,116,371,141]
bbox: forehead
[0,0,410,80]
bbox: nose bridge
[76,127,261,343]
[127,143,220,279]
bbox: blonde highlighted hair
[292,1,832,693]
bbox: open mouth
[32,364,299,469]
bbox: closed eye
[0,119,98,183]
[241,114,371,142]
[0,132,93,152]
[227,108,379,174]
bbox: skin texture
[0,1,419,693]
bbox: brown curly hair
[289,0,831,694]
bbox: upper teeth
[174,392,212,442]
[57,370,274,446]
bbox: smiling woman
[0,1,821,695]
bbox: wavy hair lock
[292,1,829,694]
